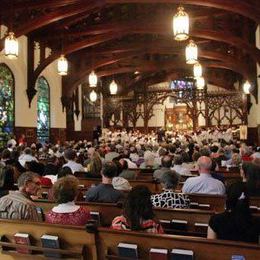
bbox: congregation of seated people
[0,128,259,249]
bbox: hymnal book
[198,204,210,210]
[36,206,45,222]
[194,223,208,233]
[149,248,168,260]
[118,242,138,259]
[171,219,188,230]
[170,249,194,260]
[14,233,32,254]
[189,202,199,209]
[41,234,60,258]
[159,219,172,229]
[90,211,101,226]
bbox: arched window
[0,63,14,135]
[36,77,50,143]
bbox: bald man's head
[197,156,212,173]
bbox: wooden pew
[154,207,214,236]
[34,199,123,227]
[33,199,213,236]
[188,193,226,211]
[77,178,161,193]
[0,219,97,260]
[97,227,260,260]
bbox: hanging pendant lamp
[173,6,189,41]
[57,55,68,76]
[243,80,251,94]
[110,80,118,95]
[193,62,202,78]
[186,40,198,64]
[4,32,18,59]
[89,70,98,87]
[89,90,97,102]
[196,76,205,90]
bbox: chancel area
[0,1,259,259]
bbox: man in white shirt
[18,148,38,167]
[63,148,84,173]
[182,156,225,195]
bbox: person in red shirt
[45,176,91,226]
[112,185,164,234]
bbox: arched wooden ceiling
[0,0,259,100]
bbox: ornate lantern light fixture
[88,70,98,87]
[57,55,68,75]
[243,80,251,94]
[89,90,97,102]
[196,76,205,90]
[109,80,118,95]
[4,32,18,59]
[173,6,189,41]
[193,62,202,78]
[186,40,198,64]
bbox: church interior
[0,1,259,259]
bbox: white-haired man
[182,156,225,195]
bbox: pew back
[0,219,97,260]
[97,227,260,260]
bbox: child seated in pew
[111,185,164,234]
[151,170,190,209]
[207,181,260,243]
[45,176,91,225]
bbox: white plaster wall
[0,34,37,127]
[0,26,66,129]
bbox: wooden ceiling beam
[0,0,81,13]
[64,49,251,96]
[17,0,105,37]
[33,31,127,85]
[39,21,258,63]
[106,0,260,23]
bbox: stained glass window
[0,64,14,138]
[36,77,50,143]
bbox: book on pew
[170,249,194,260]
[159,219,172,229]
[149,248,168,260]
[194,223,208,233]
[36,206,45,222]
[90,211,101,226]
[189,202,199,209]
[171,219,188,230]
[198,204,210,210]
[41,234,61,258]
[14,233,32,254]
[118,242,138,259]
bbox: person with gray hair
[0,171,42,221]
[151,170,190,208]
[182,156,225,195]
